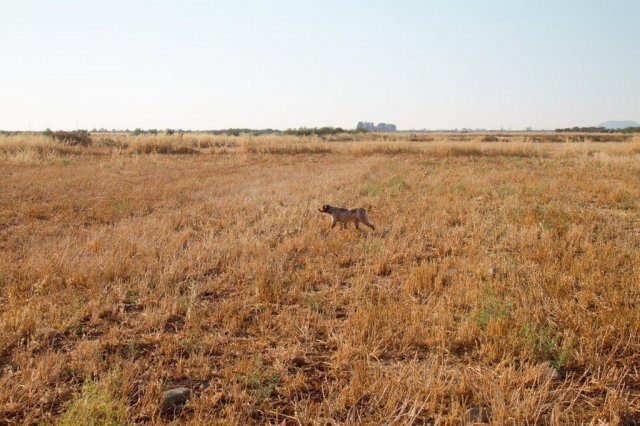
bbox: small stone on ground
[163,387,191,409]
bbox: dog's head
[318,204,331,213]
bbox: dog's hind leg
[361,212,375,230]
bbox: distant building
[357,121,397,132]
[357,122,375,131]
[377,123,397,132]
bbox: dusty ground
[1,133,639,424]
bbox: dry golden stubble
[0,133,639,424]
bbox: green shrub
[522,324,573,368]
[475,294,512,330]
[44,129,92,147]
[363,181,382,196]
[59,373,126,426]
[388,175,407,191]
[237,358,280,401]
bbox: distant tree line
[284,127,367,136]
[89,127,365,136]
[555,126,640,133]
[206,128,279,136]
[43,129,92,146]
[0,127,369,138]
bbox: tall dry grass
[0,133,639,424]
[0,133,95,164]
[2,131,639,163]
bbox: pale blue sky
[1,1,638,130]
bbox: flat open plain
[1,133,639,424]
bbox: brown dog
[318,204,375,231]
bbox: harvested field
[1,133,639,424]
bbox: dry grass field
[1,132,639,424]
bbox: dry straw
[0,131,639,423]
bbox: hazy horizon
[2,0,639,131]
